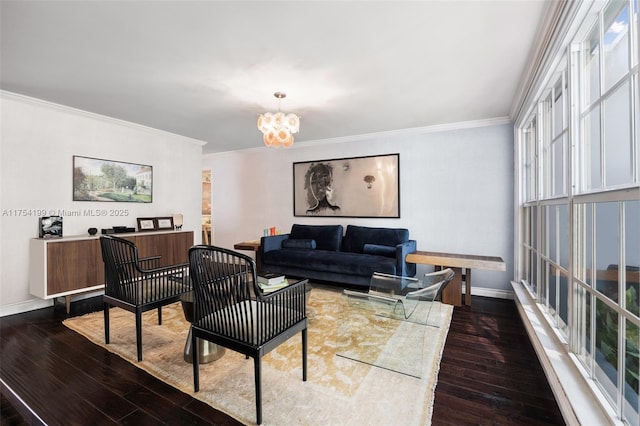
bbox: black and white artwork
[293,154,400,218]
[39,216,63,238]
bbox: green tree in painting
[101,163,128,190]
[73,166,90,200]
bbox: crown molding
[204,116,512,156]
[298,117,512,147]
[510,0,569,121]
[0,90,206,147]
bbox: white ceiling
[0,1,551,154]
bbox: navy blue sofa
[259,224,417,289]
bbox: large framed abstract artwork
[73,156,153,203]
[293,153,400,218]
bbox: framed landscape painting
[73,156,152,203]
[293,153,400,218]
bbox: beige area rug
[63,285,453,425]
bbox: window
[516,1,640,424]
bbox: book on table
[258,272,286,286]
[258,279,290,293]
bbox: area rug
[63,285,453,425]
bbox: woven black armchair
[100,235,190,361]
[188,245,308,425]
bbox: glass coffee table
[336,273,444,378]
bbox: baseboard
[0,290,106,318]
[0,298,52,317]
[463,284,514,300]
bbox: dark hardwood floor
[432,297,565,426]
[1,294,565,425]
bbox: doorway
[202,170,211,244]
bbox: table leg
[441,267,463,306]
[465,268,472,306]
[184,327,225,364]
[255,250,262,273]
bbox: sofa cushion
[262,248,397,276]
[289,224,343,251]
[282,238,317,250]
[342,225,409,254]
[363,243,396,258]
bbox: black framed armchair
[100,235,190,361]
[188,245,307,425]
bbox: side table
[405,251,505,306]
[234,239,262,272]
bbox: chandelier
[257,92,300,148]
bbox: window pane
[532,205,538,250]
[596,202,619,303]
[554,79,564,138]
[553,137,565,196]
[603,2,630,91]
[636,75,640,178]
[576,285,589,364]
[595,298,619,404]
[586,204,594,287]
[626,200,640,317]
[531,249,538,294]
[624,320,639,425]
[549,206,557,261]
[635,0,639,67]
[604,81,632,187]
[583,106,602,191]
[541,261,549,306]
[523,121,538,202]
[549,261,557,314]
[542,102,552,198]
[584,26,600,106]
[559,204,569,269]
[559,269,569,329]
[587,290,593,359]
[531,205,538,294]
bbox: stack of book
[257,272,288,293]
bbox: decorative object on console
[88,227,98,236]
[101,227,136,234]
[155,217,174,230]
[172,213,183,230]
[72,156,152,203]
[257,92,300,148]
[293,153,400,218]
[39,216,63,238]
[137,217,156,232]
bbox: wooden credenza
[29,230,194,310]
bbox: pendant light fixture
[257,92,300,148]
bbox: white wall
[0,92,204,316]
[204,121,515,296]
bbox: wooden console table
[30,230,194,313]
[233,239,262,272]
[405,251,506,306]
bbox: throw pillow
[363,243,396,258]
[282,238,317,250]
